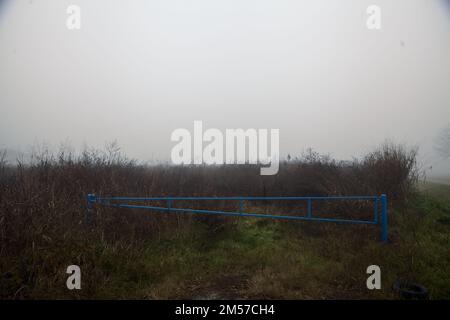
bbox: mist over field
[0,0,449,177]
[2,1,450,302]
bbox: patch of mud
[186,274,249,300]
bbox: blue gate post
[307,198,312,218]
[380,194,388,243]
[239,199,244,216]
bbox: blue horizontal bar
[99,202,376,225]
[95,195,378,202]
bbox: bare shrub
[360,142,418,205]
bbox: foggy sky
[0,0,449,174]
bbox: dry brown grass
[0,142,419,299]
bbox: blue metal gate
[87,194,388,243]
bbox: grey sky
[0,0,449,174]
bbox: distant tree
[0,149,7,167]
[435,125,450,159]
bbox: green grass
[419,180,450,202]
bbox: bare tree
[0,149,7,167]
[435,125,450,159]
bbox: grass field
[420,180,450,201]
[2,145,449,299]
[31,182,448,300]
